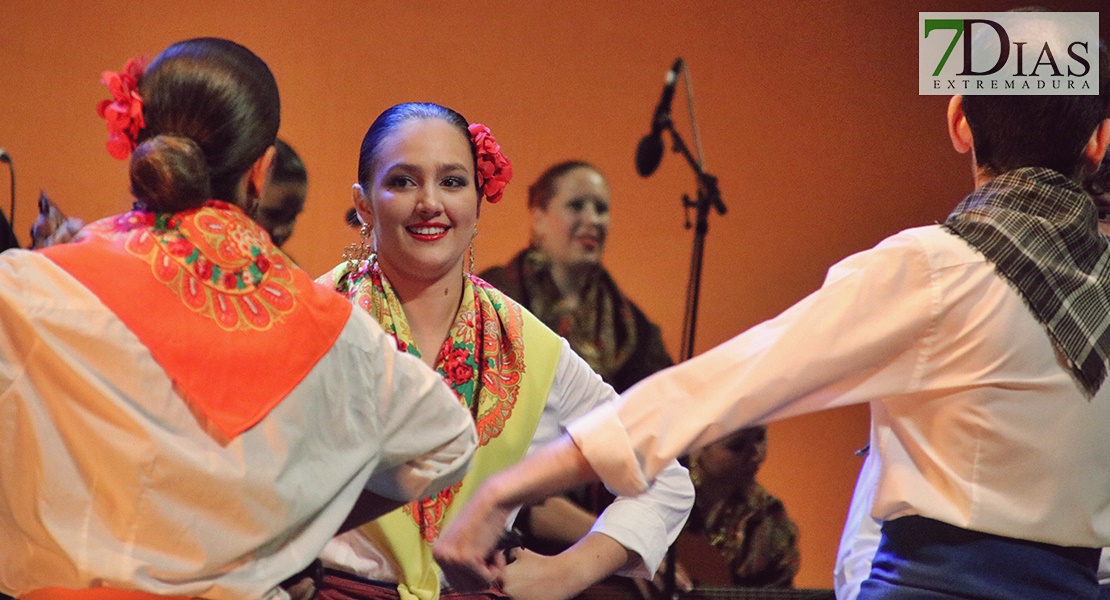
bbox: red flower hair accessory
[469,123,513,204]
[96,57,147,160]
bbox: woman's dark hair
[272,138,307,185]
[129,37,280,212]
[356,102,474,188]
[527,160,603,210]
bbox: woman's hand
[501,549,589,600]
[502,532,635,600]
[433,484,513,591]
[435,437,599,591]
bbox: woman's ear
[529,206,546,246]
[247,145,277,201]
[352,184,373,226]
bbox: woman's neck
[381,262,465,369]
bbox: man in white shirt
[432,22,1110,600]
[834,157,1110,600]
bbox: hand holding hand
[501,549,587,600]
[433,485,513,592]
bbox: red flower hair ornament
[468,123,513,204]
[96,57,147,160]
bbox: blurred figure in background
[480,161,687,599]
[29,191,82,248]
[479,160,672,393]
[481,161,795,596]
[256,138,307,247]
[0,209,16,251]
[687,427,800,589]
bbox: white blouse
[322,337,694,582]
[0,251,477,599]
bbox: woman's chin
[562,255,604,270]
[384,254,465,285]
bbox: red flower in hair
[468,123,513,204]
[96,57,147,160]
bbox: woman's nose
[583,205,606,225]
[415,185,444,214]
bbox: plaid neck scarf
[944,167,1110,397]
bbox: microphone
[635,58,684,178]
[0,148,10,164]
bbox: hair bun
[129,134,212,212]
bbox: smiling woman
[357,117,479,308]
[314,103,694,600]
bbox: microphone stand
[658,113,726,600]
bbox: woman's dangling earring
[468,227,478,274]
[343,223,373,274]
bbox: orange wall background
[0,1,1105,589]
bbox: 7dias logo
[919,12,1098,95]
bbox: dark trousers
[859,516,1100,599]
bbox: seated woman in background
[479,161,672,394]
[316,103,693,600]
[0,38,476,599]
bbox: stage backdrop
[0,0,1104,588]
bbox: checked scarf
[944,167,1110,397]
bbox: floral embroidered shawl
[321,257,561,600]
[41,201,352,438]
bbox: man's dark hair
[961,39,1109,180]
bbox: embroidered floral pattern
[86,201,298,331]
[328,257,526,541]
